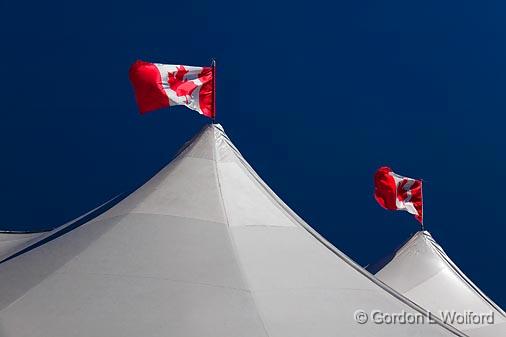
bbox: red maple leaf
[168,65,198,103]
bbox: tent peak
[0,124,468,337]
[371,228,506,336]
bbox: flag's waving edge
[129,60,215,119]
[374,166,423,223]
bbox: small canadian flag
[374,167,423,223]
[129,60,215,118]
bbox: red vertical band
[212,59,216,120]
[128,60,170,114]
[374,166,398,210]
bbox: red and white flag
[374,166,423,223]
[129,60,215,118]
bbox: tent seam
[210,125,272,337]
[217,131,469,337]
[425,234,506,318]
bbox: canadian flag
[374,166,423,223]
[129,60,215,118]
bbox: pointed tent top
[0,124,466,337]
[371,230,506,336]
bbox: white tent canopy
[369,230,506,337]
[0,124,465,337]
[0,232,46,262]
[0,203,113,264]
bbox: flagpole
[421,180,425,231]
[212,58,216,124]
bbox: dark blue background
[1,1,504,307]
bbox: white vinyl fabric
[0,232,46,262]
[0,124,465,337]
[371,231,506,337]
[0,201,117,264]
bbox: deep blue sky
[1,1,505,307]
